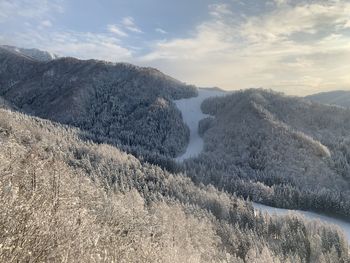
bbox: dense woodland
[0,108,349,262]
[185,89,350,219]
[0,47,196,159]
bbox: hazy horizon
[1,0,350,95]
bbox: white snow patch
[175,88,226,162]
[253,202,350,241]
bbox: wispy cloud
[40,20,52,28]
[272,0,289,7]
[107,24,128,37]
[208,3,233,18]
[107,17,142,38]
[122,16,142,33]
[0,0,63,22]
[155,28,167,34]
[7,30,132,62]
[241,2,350,43]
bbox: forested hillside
[1,108,348,262]
[185,89,350,219]
[0,46,197,159]
[306,90,350,108]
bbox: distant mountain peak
[0,45,59,62]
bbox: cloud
[107,24,128,37]
[40,20,52,28]
[241,1,350,43]
[6,30,132,62]
[107,17,143,37]
[209,3,233,18]
[51,32,132,61]
[0,0,63,23]
[344,20,350,29]
[273,0,289,6]
[122,16,142,33]
[155,28,167,34]
[139,0,350,95]
[0,0,134,62]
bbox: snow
[175,88,226,162]
[253,202,350,241]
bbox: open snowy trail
[174,88,226,162]
[254,203,350,241]
[175,87,350,242]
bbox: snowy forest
[0,108,348,262]
[188,89,350,219]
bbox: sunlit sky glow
[1,0,350,95]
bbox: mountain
[0,46,197,160]
[306,90,350,108]
[184,89,350,219]
[0,45,59,61]
[0,106,348,262]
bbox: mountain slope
[306,90,350,108]
[185,89,350,218]
[0,107,348,262]
[0,96,15,110]
[0,46,197,159]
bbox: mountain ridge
[306,90,350,108]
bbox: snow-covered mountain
[0,45,196,160]
[0,45,59,62]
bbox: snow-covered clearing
[174,88,226,162]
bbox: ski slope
[175,88,226,162]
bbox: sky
[1,0,350,95]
